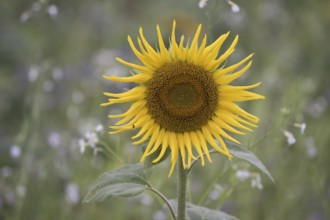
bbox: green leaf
[170,200,239,220]
[83,163,149,203]
[227,143,274,182]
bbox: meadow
[0,0,329,219]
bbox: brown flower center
[146,61,219,132]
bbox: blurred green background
[1,0,329,219]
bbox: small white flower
[305,137,317,159]
[48,132,61,148]
[47,5,58,19]
[85,132,98,148]
[283,130,296,145]
[153,211,167,220]
[251,174,263,190]
[228,1,240,13]
[300,123,306,134]
[140,194,153,206]
[294,123,306,134]
[209,190,220,200]
[10,145,21,159]
[95,124,104,132]
[20,12,30,23]
[78,139,86,154]
[28,65,39,82]
[236,169,251,181]
[65,183,80,205]
[198,0,208,8]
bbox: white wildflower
[251,174,263,190]
[10,145,21,159]
[95,124,103,132]
[48,132,61,148]
[28,65,39,82]
[47,5,58,19]
[65,183,80,205]
[78,139,86,154]
[228,0,240,13]
[140,194,153,206]
[20,12,30,23]
[305,137,317,159]
[294,123,306,134]
[236,169,251,181]
[153,211,167,220]
[198,0,208,8]
[283,130,296,145]
[85,132,98,148]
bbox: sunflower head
[102,21,265,176]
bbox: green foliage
[183,202,239,220]
[169,200,239,220]
[1,0,330,219]
[227,142,274,182]
[83,163,149,203]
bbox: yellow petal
[131,119,154,139]
[216,61,252,85]
[115,107,148,125]
[168,132,179,176]
[190,131,205,166]
[115,58,148,71]
[156,25,171,62]
[153,131,169,163]
[103,73,151,83]
[108,100,146,119]
[103,86,145,98]
[144,128,166,158]
[132,122,155,145]
[201,126,231,157]
[214,53,254,78]
[207,120,241,145]
[209,35,239,70]
[212,115,246,135]
[183,132,197,168]
[196,130,212,162]
[187,24,202,62]
[177,133,186,169]
[170,20,180,59]
[139,27,159,57]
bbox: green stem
[177,156,187,220]
[147,186,176,220]
[98,140,124,164]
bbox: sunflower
[102,21,264,176]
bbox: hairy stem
[177,156,187,220]
[147,186,176,220]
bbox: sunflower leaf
[83,163,149,203]
[169,200,239,220]
[227,143,274,182]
